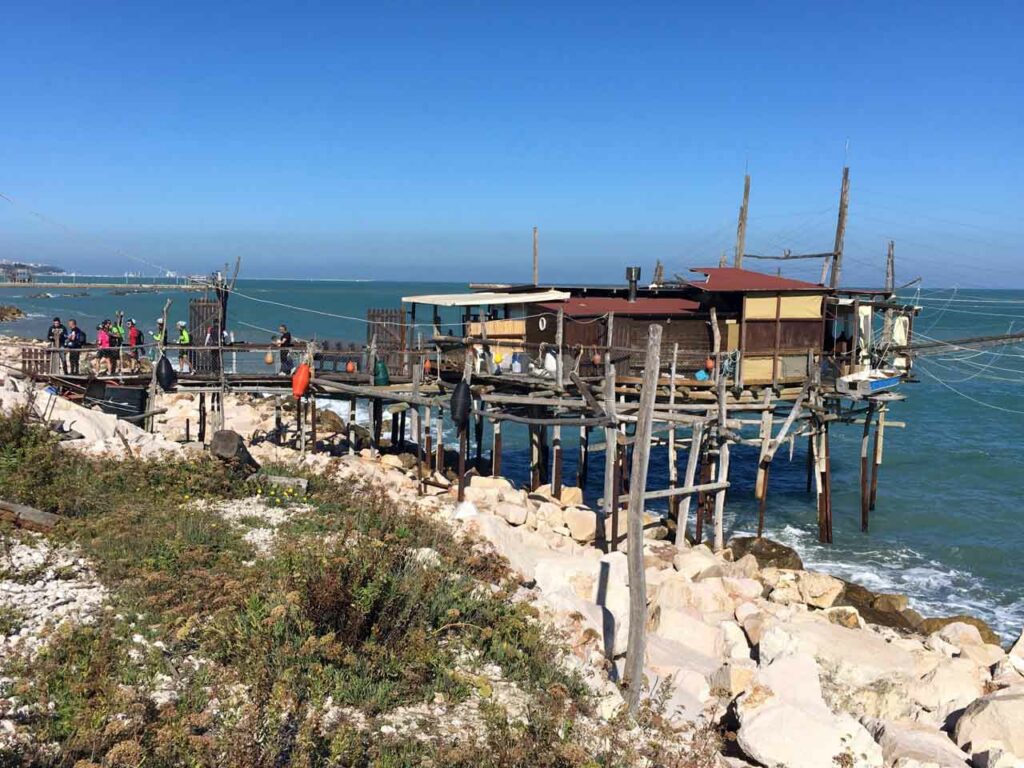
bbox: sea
[2,277,1023,642]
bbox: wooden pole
[576,424,589,490]
[675,421,704,547]
[532,226,539,286]
[552,425,563,498]
[555,307,564,391]
[491,419,502,476]
[869,405,886,511]
[860,402,876,531]
[425,406,434,471]
[824,422,833,543]
[457,348,473,501]
[601,350,618,554]
[712,374,730,552]
[883,241,896,346]
[435,405,445,474]
[310,396,318,454]
[530,424,541,490]
[348,397,357,455]
[734,174,750,268]
[474,397,484,469]
[828,166,850,289]
[623,323,662,716]
[667,343,679,523]
[198,392,207,444]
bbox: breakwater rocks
[255,449,1024,767]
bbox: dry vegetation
[0,407,717,767]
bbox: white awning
[401,290,571,307]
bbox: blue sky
[1,1,1021,286]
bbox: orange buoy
[591,351,602,366]
[423,358,432,374]
[264,350,274,365]
[292,363,311,398]
[345,360,357,374]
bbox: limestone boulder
[533,501,565,529]
[463,485,501,508]
[959,643,1006,671]
[673,544,719,579]
[797,571,845,609]
[759,617,920,720]
[919,616,1002,647]
[863,718,968,767]
[657,572,736,617]
[954,686,1024,761]
[564,506,598,543]
[910,657,987,726]
[642,540,679,571]
[736,653,883,768]
[557,486,584,507]
[936,622,985,650]
[711,658,757,698]
[1009,629,1024,674]
[494,501,528,526]
[652,606,724,660]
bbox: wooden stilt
[310,399,318,453]
[601,363,617,554]
[713,376,730,552]
[198,392,206,444]
[757,463,770,538]
[822,422,833,544]
[435,406,445,474]
[805,432,814,493]
[399,408,406,452]
[869,405,886,510]
[696,446,712,545]
[813,420,826,542]
[491,419,502,476]
[372,398,382,458]
[539,425,550,486]
[860,402,876,532]
[275,398,283,446]
[577,424,589,490]
[457,431,467,502]
[298,396,305,454]
[667,343,679,523]
[552,425,562,498]
[425,406,434,471]
[390,409,399,448]
[529,424,541,490]
[474,397,484,470]
[623,322,662,716]
[675,421,704,547]
[348,397,356,455]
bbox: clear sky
[1,1,1021,286]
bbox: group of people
[46,315,193,377]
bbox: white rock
[673,544,718,579]
[797,571,845,609]
[936,622,985,651]
[954,685,1024,760]
[653,607,724,660]
[564,507,598,543]
[736,653,883,768]
[495,501,528,526]
[863,717,969,767]
[468,475,514,493]
[1009,629,1024,676]
[911,658,987,725]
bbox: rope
[916,364,1024,414]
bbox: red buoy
[345,360,357,374]
[292,363,311,398]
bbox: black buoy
[450,379,471,435]
[156,355,178,391]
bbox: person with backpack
[64,319,85,375]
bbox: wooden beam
[674,421,704,547]
[734,174,750,268]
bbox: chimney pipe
[626,266,641,302]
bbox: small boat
[836,368,902,397]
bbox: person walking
[109,314,125,374]
[176,321,192,373]
[274,324,293,375]
[64,319,85,375]
[150,318,166,361]
[46,317,67,374]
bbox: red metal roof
[536,296,700,317]
[688,267,826,292]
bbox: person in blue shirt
[695,357,715,381]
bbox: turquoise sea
[2,278,1023,642]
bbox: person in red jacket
[126,319,145,373]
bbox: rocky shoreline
[1,354,1023,766]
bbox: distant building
[3,267,33,283]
